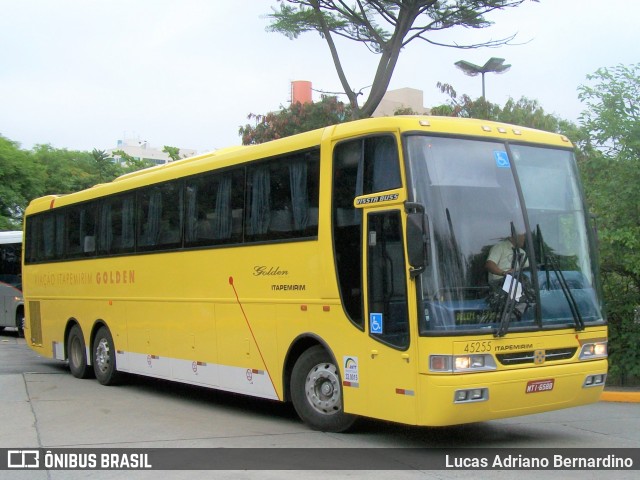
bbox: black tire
[67,324,93,379]
[93,326,121,385]
[290,345,357,432]
[15,308,24,338]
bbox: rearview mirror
[405,202,429,278]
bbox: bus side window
[245,150,319,242]
[99,193,135,255]
[185,169,244,246]
[137,182,183,250]
[363,136,402,194]
[66,203,97,258]
[333,140,363,327]
[28,212,64,262]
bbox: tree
[431,82,568,133]
[163,146,181,161]
[31,144,101,194]
[92,149,120,184]
[239,95,351,144]
[430,82,500,119]
[112,149,154,172]
[577,64,640,384]
[0,136,44,229]
[267,0,533,119]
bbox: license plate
[525,379,554,393]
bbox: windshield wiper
[536,225,585,331]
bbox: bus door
[361,208,417,424]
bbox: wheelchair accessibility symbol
[370,313,383,334]
[494,150,510,168]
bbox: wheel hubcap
[95,338,111,374]
[304,362,341,415]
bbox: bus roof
[0,231,22,244]
[24,116,573,216]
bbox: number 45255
[463,341,492,353]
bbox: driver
[485,233,528,284]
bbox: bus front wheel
[93,326,121,386]
[67,324,93,379]
[290,345,356,432]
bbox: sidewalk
[601,387,640,403]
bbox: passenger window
[137,182,183,250]
[26,213,65,263]
[67,203,97,258]
[245,150,319,241]
[185,169,245,246]
[99,193,135,255]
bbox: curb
[600,391,640,403]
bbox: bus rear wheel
[67,324,92,379]
[290,345,356,432]
[15,307,24,338]
[93,326,121,385]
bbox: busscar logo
[8,450,40,468]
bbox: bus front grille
[496,347,578,366]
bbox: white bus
[0,231,24,335]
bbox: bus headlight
[430,354,496,373]
[579,341,608,360]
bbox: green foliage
[601,272,640,385]
[0,136,44,229]
[431,82,566,133]
[163,146,181,161]
[577,64,640,384]
[393,106,421,115]
[431,82,501,120]
[266,1,532,119]
[31,144,112,194]
[0,138,151,230]
[239,95,351,145]
[112,149,155,172]
[579,64,640,160]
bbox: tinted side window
[363,136,401,194]
[99,193,135,255]
[67,203,98,258]
[246,150,319,242]
[185,169,245,246]
[137,182,183,250]
[0,242,21,276]
[332,141,363,327]
[25,212,65,263]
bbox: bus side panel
[216,302,279,399]
[169,301,217,385]
[125,301,179,378]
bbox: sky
[1,0,638,155]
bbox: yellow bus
[22,116,607,432]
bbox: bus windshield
[405,135,604,334]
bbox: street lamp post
[454,57,511,100]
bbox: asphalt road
[1,329,638,480]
